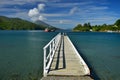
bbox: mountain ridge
[0,16,57,30]
[34,20,58,30]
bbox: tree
[114,19,120,30]
[73,19,120,32]
[73,24,83,31]
[83,23,91,31]
[73,23,91,31]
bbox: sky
[0,0,120,29]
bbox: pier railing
[43,33,61,77]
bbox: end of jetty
[41,33,94,80]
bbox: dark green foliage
[114,19,120,30]
[92,25,101,31]
[73,19,120,32]
[73,23,91,31]
[0,16,47,30]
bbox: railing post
[43,48,47,77]
[53,40,55,54]
[43,33,62,77]
[50,44,52,61]
[55,37,57,49]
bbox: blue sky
[0,0,120,29]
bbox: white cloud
[28,3,46,21]
[0,8,24,12]
[0,0,25,5]
[5,11,30,21]
[48,2,92,8]
[51,3,80,7]
[38,0,60,2]
[90,6,108,10]
[38,4,45,11]
[42,13,68,17]
[1,0,119,28]
[28,8,39,17]
[30,17,38,21]
[39,15,46,20]
[69,7,78,15]
[59,20,63,24]
[45,20,75,26]
[59,20,74,24]
[0,0,60,6]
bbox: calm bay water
[68,32,120,80]
[0,31,58,80]
[0,31,120,80]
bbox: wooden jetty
[41,33,93,80]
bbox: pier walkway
[41,33,93,80]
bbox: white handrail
[43,33,61,77]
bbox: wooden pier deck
[41,34,93,80]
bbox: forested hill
[73,19,120,32]
[0,16,48,30]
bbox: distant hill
[0,16,57,30]
[35,20,50,27]
[34,20,58,30]
[73,20,120,32]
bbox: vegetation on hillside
[114,19,120,30]
[73,19,120,32]
[73,23,92,31]
[0,16,57,30]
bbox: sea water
[68,32,120,80]
[0,31,120,80]
[0,31,58,80]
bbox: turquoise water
[0,31,120,80]
[68,32,120,80]
[0,31,58,80]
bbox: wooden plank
[41,76,93,80]
[48,35,85,76]
[41,35,93,80]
